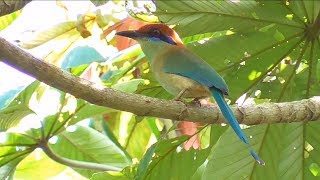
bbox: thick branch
[0,0,31,16]
[0,36,319,125]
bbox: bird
[116,23,265,165]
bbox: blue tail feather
[211,88,265,165]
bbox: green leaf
[203,124,280,179]
[0,10,21,31]
[19,21,78,49]
[0,132,36,179]
[91,171,131,180]
[14,150,66,180]
[50,125,131,178]
[278,122,320,179]
[125,119,152,160]
[0,81,39,130]
[0,153,29,179]
[112,79,145,93]
[0,105,34,131]
[156,0,319,102]
[43,98,111,137]
[135,144,157,180]
[134,135,210,180]
[0,87,25,110]
[61,46,105,70]
[135,71,173,100]
[157,1,302,37]
[90,0,108,7]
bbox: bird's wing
[161,47,229,95]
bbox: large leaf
[50,125,131,178]
[203,124,280,179]
[0,81,39,131]
[61,45,106,70]
[43,98,111,137]
[136,136,210,180]
[278,122,320,179]
[14,149,66,180]
[0,132,36,179]
[0,10,21,31]
[91,171,131,180]
[201,122,320,179]
[156,0,320,102]
[19,21,78,49]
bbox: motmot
[116,24,265,165]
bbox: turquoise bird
[116,24,265,165]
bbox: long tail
[211,88,265,165]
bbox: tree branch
[0,0,31,16]
[0,36,319,125]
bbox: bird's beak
[115,30,143,39]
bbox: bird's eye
[151,29,161,37]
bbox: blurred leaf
[135,71,173,100]
[105,44,143,65]
[125,119,152,159]
[0,86,25,110]
[15,150,66,180]
[0,104,34,131]
[61,46,105,70]
[76,14,93,38]
[112,79,145,93]
[135,144,156,180]
[70,64,90,76]
[105,17,146,50]
[50,125,131,178]
[0,133,36,179]
[126,0,159,23]
[90,0,108,7]
[103,55,144,85]
[91,171,131,180]
[0,81,39,130]
[19,21,78,49]
[0,10,21,31]
[0,153,29,179]
[43,98,111,137]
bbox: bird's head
[116,24,184,46]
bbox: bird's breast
[151,57,210,99]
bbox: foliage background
[0,0,319,179]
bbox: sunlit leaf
[61,46,105,70]
[0,133,36,179]
[112,79,145,93]
[156,0,319,102]
[135,71,173,100]
[15,149,66,180]
[50,125,132,178]
[125,119,153,159]
[90,0,108,7]
[43,98,111,137]
[91,171,131,180]
[137,136,210,180]
[203,124,280,179]
[19,21,78,49]
[0,10,21,31]
[0,82,39,130]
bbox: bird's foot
[191,98,202,107]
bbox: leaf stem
[39,141,122,172]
